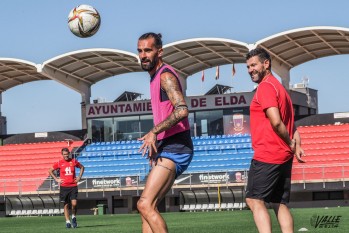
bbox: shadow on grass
[77,223,119,228]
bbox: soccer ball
[68,5,101,38]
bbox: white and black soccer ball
[68,4,101,38]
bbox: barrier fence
[1,164,349,197]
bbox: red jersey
[250,74,294,164]
[52,159,82,187]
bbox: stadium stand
[187,134,252,173]
[76,124,349,185]
[292,124,349,182]
[77,134,253,179]
[3,125,349,214]
[0,141,83,194]
[78,140,150,178]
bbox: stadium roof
[163,38,249,77]
[0,58,48,92]
[1,26,349,93]
[205,84,232,95]
[254,26,349,69]
[114,91,143,102]
[42,48,142,85]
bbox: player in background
[137,32,194,233]
[49,147,84,229]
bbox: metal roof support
[0,92,2,115]
[40,65,91,129]
[80,92,90,129]
[271,58,291,90]
[0,92,6,134]
[177,74,188,96]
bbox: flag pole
[231,63,236,92]
[201,78,203,94]
[215,66,220,84]
[201,70,205,94]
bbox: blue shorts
[156,152,193,178]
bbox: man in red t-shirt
[49,147,84,229]
[245,48,305,233]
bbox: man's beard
[141,56,158,71]
[251,69,267,83]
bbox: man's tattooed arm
[151,72,189,135]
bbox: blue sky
[1,0,349,134]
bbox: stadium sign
[174,171,246,185]
[38,176,143,191]
[198,173,230,183]
[89,178,121,188]
[86,93,253,118]
[83,177,141,189]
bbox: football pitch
[0,207,347,233]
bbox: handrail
[72,138,91,158]
[293,163,349,168]
[0,165,348,197]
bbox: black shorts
[245,158,293,204]
[60,186,78,204]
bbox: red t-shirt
[250,74,294,164]
[52,159,82,187]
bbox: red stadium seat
[293,124,349,182]
[0,140,83,193]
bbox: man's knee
[246,198,253,209]
[246,198,264,211]
[71,200,77,207]
[137,198,149,214]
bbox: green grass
[0,207,348,233]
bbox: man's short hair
[61,147,70,154]
[138,32,162,49]
[246,48,272,68]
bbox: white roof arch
[42,48,141,85]
[0,58,48,92]
[254,26,349,69]
[1,26,349,93]
[163,38,249,77]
